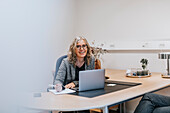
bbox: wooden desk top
[24,69,170,111]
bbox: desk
[24,69,170,113]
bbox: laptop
[73,69,105,92]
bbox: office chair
[47,55,67,92]
[53,55,67,84]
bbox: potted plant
[91,41,109,79]
[137,58,149,76]
[91,40,107,69]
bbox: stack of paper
[49,89,76,95]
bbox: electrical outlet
[159,44,165,47]
[110,44,115,47]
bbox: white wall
[76,0,170,41]
[75,0,170,73]
[0,0,76,113]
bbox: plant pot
[95,59,109,79]
[137,70,149,76]
[95,59,101,69]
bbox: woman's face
[75,39,87,59]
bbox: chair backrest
[53,55,67,84]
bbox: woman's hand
[65,82,75,89]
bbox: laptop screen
[78,69,105,92]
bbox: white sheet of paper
[49,88,76,95]
[107,84,116,86]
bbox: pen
[48,84,66,89]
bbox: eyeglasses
[76,44,87,49]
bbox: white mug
[55,84,63,92]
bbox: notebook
[73,69,105,92]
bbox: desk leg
[120,103,126,113]
[102,106,108,113]
[123,102,126,113]
[120,104,122,113]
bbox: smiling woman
[54,36,95,91]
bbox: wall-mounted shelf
[96,41,170,53]
[103,48,170,53]
[103,48,170,51]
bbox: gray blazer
[54,57,95,86]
